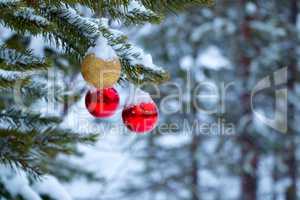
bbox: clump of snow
[191,23,212,42]
[191,18,236,42]
[75,4,94,17]
[0,166,41,200]
[213,18,236,34]
[0,26,14,45]
[33,175,72,200]
[180,55,194,71]
[126,86,153,105]
[99,17,109,27]
[250,21,286,38]
[157,134,190,147]
[196,46,231,70]
[129,47,161,71]
[128,0,147,12]
[246,2,257,15]
[87,36,117,61]
[29,35,45,58]
[97,21,164,72]
[0,165,74,200]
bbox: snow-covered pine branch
[97,20,169,84]
[111,0,162,25]
[49,5,168,84]
[0,48,50,71]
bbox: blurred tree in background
[120,0,300,200]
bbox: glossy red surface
[85,88,119,118]
[122,102,158,133]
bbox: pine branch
[39,4,96,58]
[141,0,214,12]
[0,0,20,8]
[0,76,30,89]
[0,109,62,130]
[0,3,53,35]
[0,127,98,176]
[107,1,162,25]
[41,0,213,15]
[44,5,169,84]
[0,48,50,71]
[0,182,16,200]
[97,22,169,84]
[14,7,50,27]
[120,9,161,25]
[42,0,130,13]
[43,0,160,25]
[18,79,52,99]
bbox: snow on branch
[0,48,50,71]
[0,126,98,176]
[53,4,99,39]
[14,8,50,27]
[0,166,73,200]
[0,109,62,131]
[112,0,161,25]
[52,5,168,84]
[0,0,20,7]
[97,20,169,84]
[0,71,30,89]
[140,0,213,12]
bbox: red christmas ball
[85,88,119,118]
[122,102,158,133]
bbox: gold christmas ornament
[81,54,121,89]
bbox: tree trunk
[238,1,259,199]
[272,151,279,200]
[190,134,200,200]
[285,0,298,199]
[240,138,259,200]
[285,141,297,200]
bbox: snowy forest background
[1,0,300,200]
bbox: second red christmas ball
[85,88,120,118]
[122,102,158,133]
